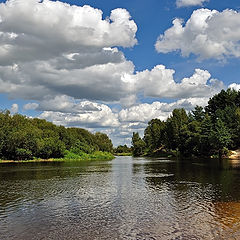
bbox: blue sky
[0,0,240,145]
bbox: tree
[165,108,189,150]
[144,119,165,153]
[131,132,145,157]
[0,110,113,160]
[210,119,232,158]
[191,106,205,122]
[199,114,213,156]
[115,145,131,154]
[95,132,113,153]
[205,89,239,116]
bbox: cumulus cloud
[0,58,136,101]
[176,0,208,8]
[37,95,100,113]
[119,97,208,123]
[0,0,232,145]
[23,103,39,111]
[135,66,224,99]
[0,0,137,65]
[155,8,240,60]
[0,0,138,102]
[35,95,211,145]
[10,103,18,114]
[229,83,240,91]
[39,101,119,128]
[0,0,225,105]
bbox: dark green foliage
[205,89,239,116]
[209,119,232,158]
[191,106,205,122]
[144,119,165,153]
[95,132,113,153]
[132,132,146,157]
[114,144,132,154]
[0,111,113,160]
[165,108,189,150]
[132,89,240,159]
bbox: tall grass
[63,150,114,161]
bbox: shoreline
[0,159,65,164]
[0,154,115,164]
[229,149,240,159]
[0,158,114,164]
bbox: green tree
[95,132,113,153]
[144,119,166,153]
[165,108,189,150]
[115,145,131,154]
[210,119,232,158]
[131,132,146,157]
[191,106,205,122]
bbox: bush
[16,148,33,160]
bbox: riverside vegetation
[114,144,132,156]
[131,89,240,159]
[0,111,114,162]
[1,88,240,162]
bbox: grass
[63,150,115,161]
[0,158,65,163]
[0,151,115,163]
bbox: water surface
[1,156,240,240]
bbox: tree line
[132,89,240,158]
[0,111,113,160]
[114,144,132,155]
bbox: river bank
[0,151,114,163]
[229,149,240,159]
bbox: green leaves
[132,132,146,157]
[132,88,240,159]
[0,111,113,160]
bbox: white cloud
[118,97,208,123]
[39,100,119,128]
[0,53,136,101]
[37,95,100,113]
[119,102,168,123]
[23,103,39,110]
[37,96,209,145]
[0,0,225,105]
[0,0,138,102]
[135,66,224,99]
[176,0,208,8]
[0,56,224,103]
[0,0,137,65]
[0,0,233,146]
[155,8,240,60]
[229,83,240,91]
[10,103,18,114]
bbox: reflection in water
[213,202,240,239]
[0,157,240,239]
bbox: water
[1,156,240,240]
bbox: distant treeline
[0,111,113,160]
[132,89,240,158]
[114,144,132,156]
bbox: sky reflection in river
[0,156,240,240]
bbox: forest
[0,111,114,161]
[132,89,240,159]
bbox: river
[1,156,240,240]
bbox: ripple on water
[1,157,240,240]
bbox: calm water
[1,156,240,240]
